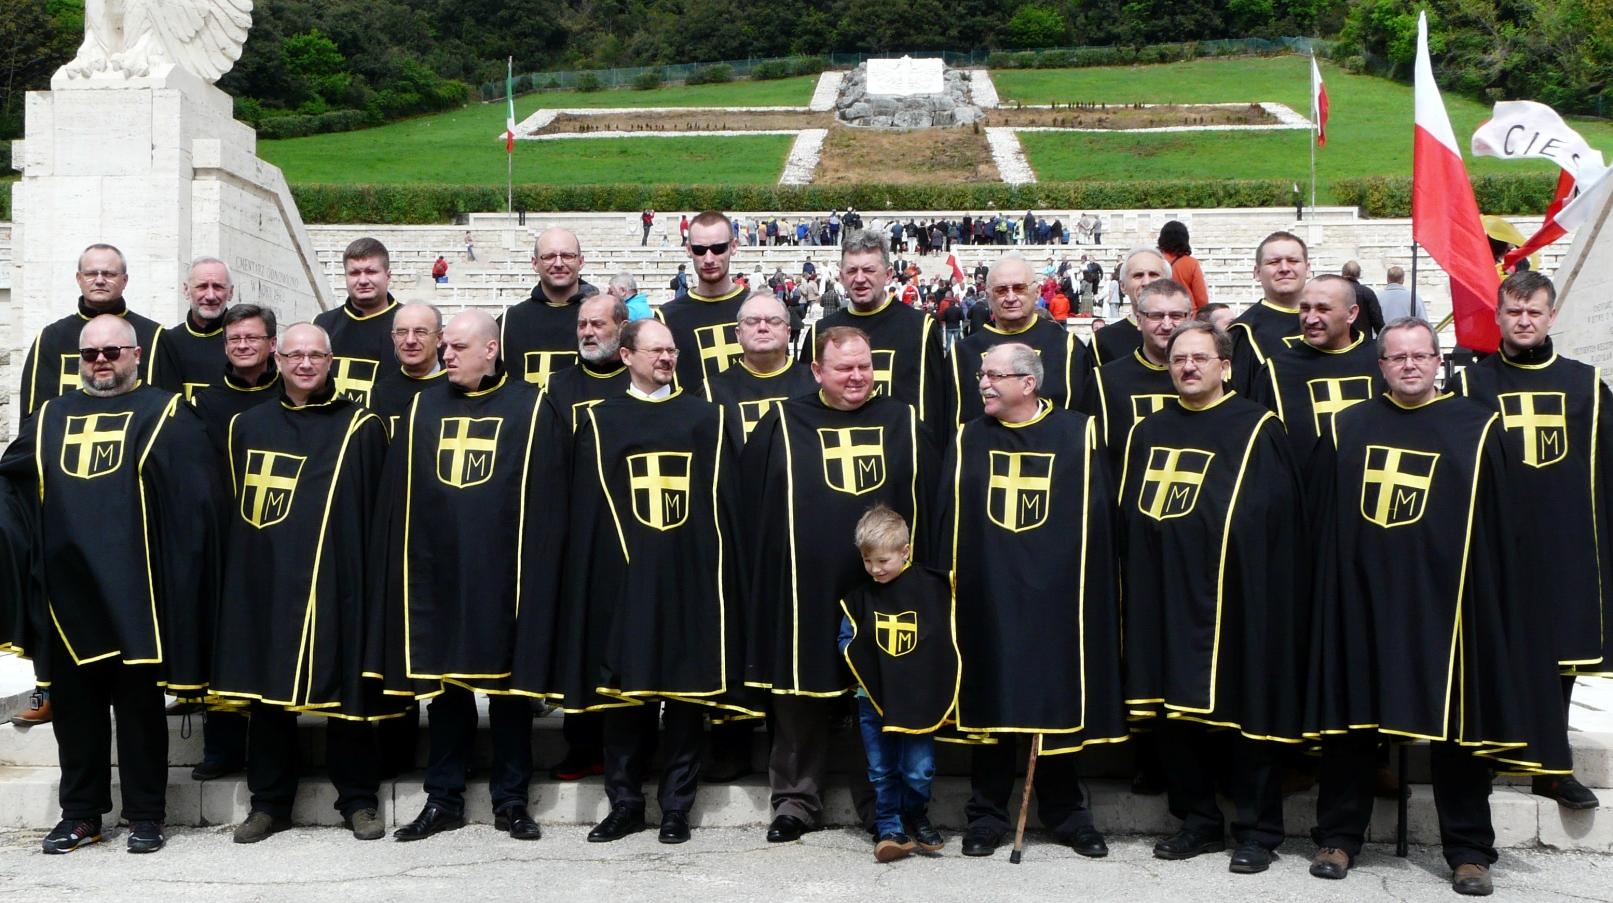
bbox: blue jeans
[857,697,935,837]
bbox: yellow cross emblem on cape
[1360,445,1439,528]
[1499,391,1568,468]
[739,398,786,440]
[57,354,82,396]
[522,350,577,389]
[330,356,379,406]
[59,412,132,479]
[874,610,919,657]
[1138,446,1215,521]
[1130,394,1174,425]
[628,452,692,530]
[694,323,743,381]
[987,450,1054,532]
[240,450,306,528]
[1307,376,1374,435]
[870,349,895,398]
[819,426,886,496]
[436,417,502,489]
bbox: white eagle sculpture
[62,0,254,83]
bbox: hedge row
[1332,174,1560,218]
[986,39,1303,71]
[256,109,373,140]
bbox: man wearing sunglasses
[153,257,234,400]
[313,237,401,408]
[19,243,161,418]
[500,227,599,389]
[1,314,221,855]
[657,210,748,396]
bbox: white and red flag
[1471,100,1611,271]
[1311,54,1329,147]
[946,253,965,284]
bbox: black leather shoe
[658,810,691,844]
[189,759,243,782]
[126,820,166,854]
[494,805,542,840]
[1228,841,1275,873]
[1153,827,1226,860]
[906,814,944,851]
[1533,774,1600,810]
[961,826,1002,857]
[1066,826,1109,858]
[393,804,465,841]
[766,814,809,843]
[588,806,645,842]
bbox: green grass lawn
[258,77,814,185]
[998,58,1613,201]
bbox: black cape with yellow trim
[801,299,946,438]
[312,296,400,408]
[1092,315,1142,365]
[373,370,569,699]
[1227,300,1301,393]
[1460,340,1613,675]
[937,402,1127,754]
[497,282,599,388]
[152,314,224,400]
[212,384,395,718]
[0,477,38,656]
[743,392,934,697]
[840,564,959,734]
[656,285,747,396]
[555,389,756,716]
[193,365,282,460]
[704,358,818,449]
[369,365,448,438]
[1251,332,1384,464]
[1080,347,1176,478]
[0,384,221,689]
[1119,392,1309,741]
[545,360,631,432]
[1306,393,1570,773]
[18,299,161,418]
[945,318,1091,433]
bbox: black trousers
[603,701,704,814]
[423,686,533,815]
[1315,733,1496,869]
[50,636,167,823]
[201,709,248,768]
[246,703,379,819]
[562,709,603,760]
[966,736,1092,837]
[377,702,419,777]
[1158,720,1283,848]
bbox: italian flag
[504,58,517,153]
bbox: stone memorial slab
[1549,179,1613,379]
[866,56,944,97]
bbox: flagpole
[506,56,514,222]
[1309,54,1318,218]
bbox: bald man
[706,293,817,449]
[501,228,600,388]
[370,301,447,437]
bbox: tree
[0,0,81,138]
[1001,5,1068,49]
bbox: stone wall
[836,65,983,129]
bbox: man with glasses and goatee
[656,210,749,397]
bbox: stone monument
[1548,177,1613,376]
[836,56,983,129]
[6,0,334,434]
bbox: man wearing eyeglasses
[940,341,1124,860]
[797,230,946,441]
[312,237,401,408]
[153,257,234,400]
[1306,317,1569,897]
[1227,231,1310,392]
[379,310,568,845]
[944,253,1093,434]
[1091,247,1170,366]
[500,228,599,389]
[1117,321,1307,875]
[0,314,220,855]
[1459,271,1612,813]
[19,243,162,419]
[209,322,394,845]
[657,210,748,397]
[1082,278,1191,476]
[1252,275,1384,463]
[369,302,447,438]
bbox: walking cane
[1395,742,1410,857]
[1009,733,1042,864]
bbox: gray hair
[280,321,333,353]
[188,256,232,284]
[986,253,1033,287]
[78,243,127,274]
[608,271,638,295]
[1376,317,1440,358]
[840,229,891,266]
[988,342,1044,389]
[1119,246,1170,283]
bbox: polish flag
[946,253,965,284]
[1412,12,1499,352]
[1311,55,1329,147]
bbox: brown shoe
[10,695,51,725]
[1309,847,1351,879]
[1452,863,1493,896]
[874,833,915,863]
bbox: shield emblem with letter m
[1137,447,1214,521]
[522,350,577,389]
[240,450,306,528]
[628,452,692,530]
[1499,391,1568,468]
[874,610,919,657]
[436,417,502,489]
[330,356,379,406]
[59,412,132,479]
[987,450,1054,532]
[819,426,885,496]
[1307,376,1375,435]
[870,349,895,398]
[1360,445,1439,528]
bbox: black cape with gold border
[802,299,947,440]
[312,296,400,408]
[1251,332,1384,464]
[840,563,959,734]
[704,358,818,450]
[944,318,1092,433]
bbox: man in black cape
[1460,271,1613,810]
[152,257,232,399]
[543,293,631,434]
[743,325,934,843]
[368,301,447,437]
[939,341,1127,860]
[1227,231,1308,392]
[1119,321,1309,873]
[1306,318,1570,896]
[193,304,283,460]
[707,293,817,449]
[656,211,748,397]
[312,237,400,407]
[1082,279,1190,476]
[499,227,599,388]
[560,318,757,845]
[210,323,393,844]
[377,311,568,843]
[0,314,220,855]
[1091,247,1169,365]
